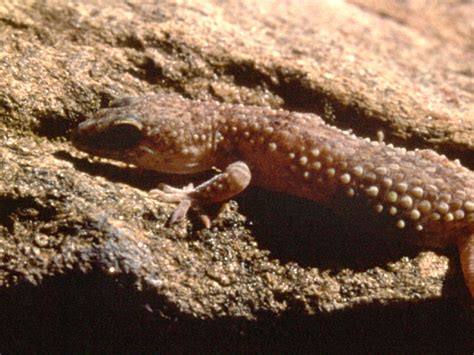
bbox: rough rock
[0,0,472,352]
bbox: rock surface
[0,0,472,352]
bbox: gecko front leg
[149,161,251,227]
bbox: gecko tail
[457,234,474,299]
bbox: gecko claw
[169,199,193,224]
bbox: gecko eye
[99,120,143,150]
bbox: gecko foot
[150,161,252,228]
[149,183,210,227]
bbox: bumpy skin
[72,94,474,298]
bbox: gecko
[72,94,474,298]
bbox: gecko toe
[169,199,193,225]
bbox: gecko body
[72,94,474,298]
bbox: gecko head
[72,101,217,174]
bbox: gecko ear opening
[100,119,143,150]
